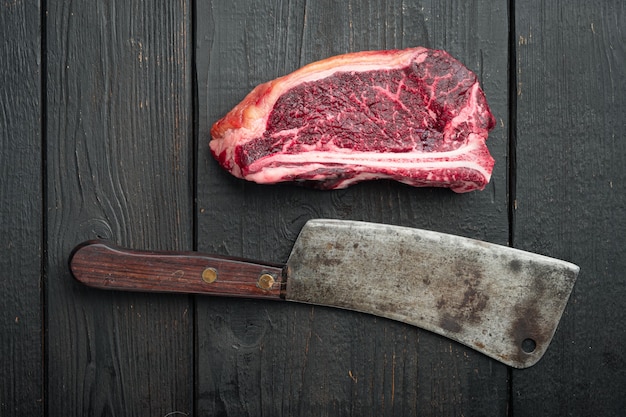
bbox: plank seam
[508,0,518,248]
[507,0,517,415]
[191,0,200,415]
[40,0,49,414]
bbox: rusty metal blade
[285,219,579,368]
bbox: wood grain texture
[45,1,193,415]
[69,241,285,299]
[513,1,626,416]
[196,0,509,415]
[1,0,622,414]
[0,1,43,415]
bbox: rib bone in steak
[210,47,496,193]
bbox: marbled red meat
[210,47,496,193]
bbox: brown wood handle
[69,241,286,300]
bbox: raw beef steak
[210,47,496,192]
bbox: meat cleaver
[69,219,578,368]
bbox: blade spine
[306,218,580,271]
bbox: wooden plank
[513,1,625,416]
[0,1,43,416]
[196,0,509,415]
[45,1,193,415]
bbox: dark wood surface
[1,0,623,416]
[1,1,43,415]
[45,1,194,415]
[512,2,626,416]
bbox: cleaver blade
[69,219,579,368]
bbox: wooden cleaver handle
[69,241,285,300]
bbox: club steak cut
[210,47,496,192]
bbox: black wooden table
[2,1,624,416]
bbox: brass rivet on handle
[202,267,218,283]
[257,273,275,290]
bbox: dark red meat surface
[210,47,496,192]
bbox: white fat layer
[248,136,486,166]
[245,148,492,185]
[247,159,490,182]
